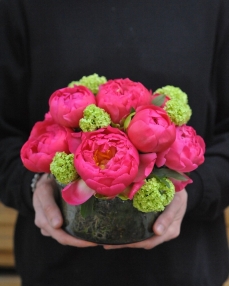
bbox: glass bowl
[59,189,160,245]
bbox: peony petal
[67,132,82,153]
[134,153,157,182]
[155,148,170,167]
[85,178,126,196]
[62,179,95,205]
[128,181,145,199]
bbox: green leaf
[150,167,188,181]
[153,175,171,188]
[123,111,136,130]
[111,122,121,128]
[117,194,129,200]
[152,94,166,107]
[94,193,109,199]
[80,196,95,218]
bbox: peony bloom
[20,119,71,173]
[74,126,140,197]
[96,78,152,124]
[49,86,96,128]
[127,105,176,153]
[28,116,55,140]
[164,125,205,172]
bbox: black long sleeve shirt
[0,0,229,285]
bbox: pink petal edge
[128,180,145,199]
[134,153,157,182]
[62,179,95,205]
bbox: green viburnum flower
[68,73,107,95]
[133,177,175,212]
[155,85,188,103]
[79,104,111,132]
[164,98,192,126]
[50,152,78,185]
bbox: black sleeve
[186,0,229,221]
[0,0,34,215]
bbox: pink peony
[29,117,55,140]
[96,78,152,124]
[49,86,96,128]
[164,125,205,172]
[44,111,53,121]
[127,105,176,153]
[20,119,71,173]
[74,126,140,197]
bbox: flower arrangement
[21,74,205,224]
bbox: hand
[103,189,188,250]
[32,173,97,247]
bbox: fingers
[43,226,96,247]
[103,235,164,250]
[33,174,63,229]
[35,196,96,246]
[153,189,187,236]
[36,186,63,229]
[32,173,97,248]
[103,229,170,250]
[104,189,188,250]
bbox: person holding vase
[0,0,229,285]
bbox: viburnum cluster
[21,74,205,213]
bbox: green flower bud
[68,73,107,95]
[79,104,111,132]
[155,85,188,103]
[133,177,175,212]
[50,152,78,185]
[164,99,192,126]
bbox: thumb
[153,200,178,235]
[153,189,186,236]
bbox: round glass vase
[58,186,160,245]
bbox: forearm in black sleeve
[186,1,229,221]
[0,0,34,215]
